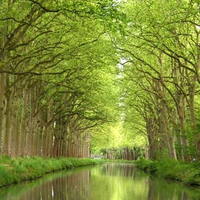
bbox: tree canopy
[0,0,200,161]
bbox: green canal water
[0,163,199,200]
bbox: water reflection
[0,163,199,200]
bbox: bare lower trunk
[0,73,5,155]
[2,74,11,156]
[19,85,28,156]
[10,88,20,157]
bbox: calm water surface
[0,163,199,200]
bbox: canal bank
[135,158,200,186]
[0,163,199,200]
[0,156,105,188]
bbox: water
[0,163,199,200]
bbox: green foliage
[68,157,105,167]
[0,155,11,163]
[0,165,12,187]
[0,156,105,188]
[90,121,147,155]
[113,0,200,161]
[1,0,200,168]
[0,0,126,158]
[135,157,159,174]
[136,158,200,186]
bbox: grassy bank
[135,157,200,186]
[0,156,105,188]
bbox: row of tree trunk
[0,1,116,159]
[119,0,200,162]
[141,56,200,161]
[0,73,91,158]
[104,147,145,160]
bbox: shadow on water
[0,163,199,200]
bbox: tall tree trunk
[187,55,200,157]
[0,73,5,155]
[10,81,20,157]
[146,117,159,160]
[2,74,12,156]
[19,84,28,156]
[195,56,200,156]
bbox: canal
[0,163,199,200]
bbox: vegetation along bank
[136,158,200,186]
[0,156,105,188]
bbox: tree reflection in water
[0,163,199,200]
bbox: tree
[0,0,123,157]
[116,0,200,160]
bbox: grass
[135,157,200,186]
[0,155,105,188]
